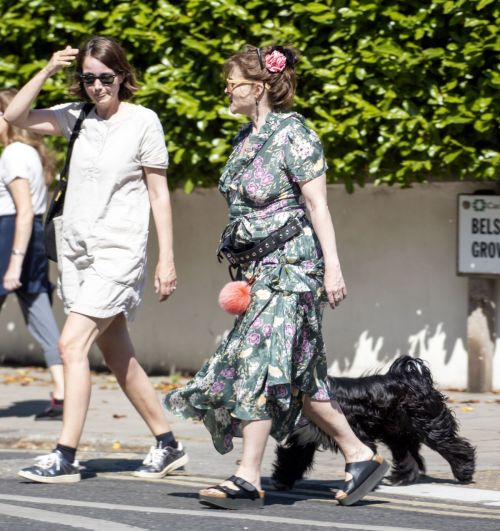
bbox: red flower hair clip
[265,49,287,73]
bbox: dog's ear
[407,359,423,375]
[388,356,434,388]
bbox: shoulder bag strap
[234,116,296,175]
[46,102,93,222]
[59,102,93,186]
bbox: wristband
[12,249,25,256]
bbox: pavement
[0,365,499,502]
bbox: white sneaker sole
[17,469,81,484]
[132,453,189,479]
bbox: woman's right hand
[2,257,23,292]
[43,46,79,76]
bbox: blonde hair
[0,89,56,185]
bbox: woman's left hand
[154,261,177,302]
[324,262,347,309]
[2,259,23,292]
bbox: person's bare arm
[2,178,34,291]
[144,167,177,301]
[299,174,347,309]
[3,46,79,136]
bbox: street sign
[457,194,500,276]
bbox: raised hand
[43,46,79,76]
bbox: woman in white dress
[5,36,188,483]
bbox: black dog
[272,356,476,489]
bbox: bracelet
[12,249,25,256]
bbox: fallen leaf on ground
[112,441,121,450]
[112,414,127,419]
[461,406,474,412]
[2,374,36,385]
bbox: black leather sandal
[337,454,389,506]
[199,475,265,510]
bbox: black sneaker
[17,450,81,484]
[132,442,188,479]
[35,394,63,421]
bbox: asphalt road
[0,451,499,531]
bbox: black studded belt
[217,217,307,267]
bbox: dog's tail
[388,356,434,390]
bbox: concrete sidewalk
[1,366,499,492]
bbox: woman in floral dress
[165,45,387,509]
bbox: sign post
[457,194,499,392]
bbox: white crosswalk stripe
[0,501,146,530]
[0,494,435,531]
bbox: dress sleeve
[139,111,169,169]
[49,102,84,140]
[1,143,31,185]
[284,122,328,183]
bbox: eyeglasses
[78,73,117,86]
[225,78,258,92]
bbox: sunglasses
[78,73,117,86]
[225,78,258,92]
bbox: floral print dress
[164,112,335,454]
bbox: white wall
[322,182,499,390]
[1,182,499,390]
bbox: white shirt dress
[51,102,168,321]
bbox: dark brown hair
[69,36,139,101]
[224,45,299,111]
[0,89,56,185]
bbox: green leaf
[0,0,497,190]
[183,178,195,194]
[476,0,495,11]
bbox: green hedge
[1,0,499,191]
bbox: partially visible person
[0,89,64,420]
[5,36,186,484]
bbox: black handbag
[44,103,93,262]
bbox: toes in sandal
[337,454,389,506]
[199,475,265,510]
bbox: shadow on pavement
[82,457,144,474]
[0,400,48,418]
[168,476,390,508]
[169,490,388,508]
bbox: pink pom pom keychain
[218,279,253,315]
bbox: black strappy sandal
[199,475,265,510]
[337,454,389,506]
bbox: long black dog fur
[272,356,476,489]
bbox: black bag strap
[45,103,93,222]
[234,115,296,176]
[60,102,93,182]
